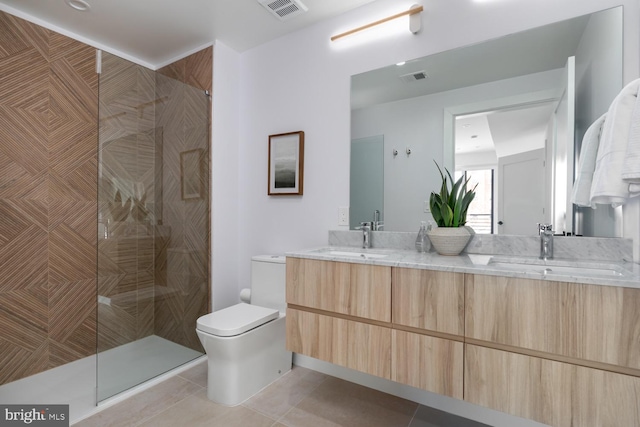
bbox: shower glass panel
[97,52,209,402]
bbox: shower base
[0,335,203,424]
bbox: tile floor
[76,362,489,427]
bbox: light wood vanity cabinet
[464,273,640,426]
[286,258,464,398]
[286,257,393,379]
[286,258,640,425]
[392,268,464,336]
[390,268,465,398]
[391,330,463,399]
[286,308,391,379]
[465,274,640,373]
[286,257,391,322]
[465,344,640,426]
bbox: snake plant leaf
[447,170,463,209]
[434,161,446,183]
[429,161,477,228]
[430,192,444,226]
[434,161,450,206]
[452,197,463,227]
[459,186,477,225]
[441,203,454,226]
[439,177,449,204]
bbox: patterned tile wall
[155,48,211,351]
[157,47,213,93]
[0,11,211,385]
[0,11,98,384]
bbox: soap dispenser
[415,221,429,252]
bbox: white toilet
[196,255,292,406]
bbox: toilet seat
[196,303,279,337]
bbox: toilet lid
[197,303,279,337]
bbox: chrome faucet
[357,222,372,248]
[372,210,384,231]
[538,223,554,260]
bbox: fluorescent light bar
[331,5,424,42]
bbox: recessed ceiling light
[461,124,471,129]
[396,62,406,66]
[65,0,91,12]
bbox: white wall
[211,41,241,310]
[573,7,624,237]
[351,69,562,231]
[352,95,443,232]
[456,150,498,171]
[212,0,640,295]
[575,7,624,128]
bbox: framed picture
[268,131,304,196]
[180,149,204,200]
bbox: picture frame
[180,148,204,200]
[268,131,304,196]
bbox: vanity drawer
[391,330,463,399]
[286,308,391,379]
[465,274,640,371]
[465,344,640,427]
[286,258,391,322]
[392,268,464,336]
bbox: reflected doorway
[455,101,557,235]
[456,170,493,234]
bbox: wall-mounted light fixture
[331,4,423,42]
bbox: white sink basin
[488,258,625,278]
[326,251,388,259]
[489,262,623,277]
[540,265,623,276]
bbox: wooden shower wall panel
[0,11,98,384]
[154,47,211,352]
[157,46,212,93]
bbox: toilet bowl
[196,255,292,406]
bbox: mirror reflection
[350,7,622,237]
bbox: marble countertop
[286,246,640,289]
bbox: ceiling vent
[257,0,308,21]
[399,70,429,83]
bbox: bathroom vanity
[285,247,640,426]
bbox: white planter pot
[426,226,472,256]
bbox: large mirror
[350,7,623,237]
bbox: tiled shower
[0,11,99,385]
[0,9,211,408]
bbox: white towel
[590,79,640,206]
[571,113,606,207]
[621,82,640,188]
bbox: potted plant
[427,162,477,255]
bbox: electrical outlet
[423,200,430,213]
[338,207,349,226]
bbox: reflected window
[456,169,493,234]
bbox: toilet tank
[251,255,286,312]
